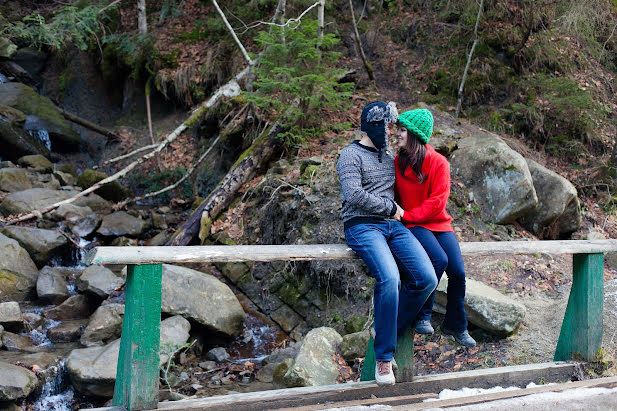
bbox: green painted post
[554,253,604,361]
[361,326,414,382]
[113,264,163,410]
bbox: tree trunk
[137,0,147,34]
[167,122,285,246]
[60,109,123,143]
[317,0,325,42]
[349,0,375,82]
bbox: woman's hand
[394,203,405,221]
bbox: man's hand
[394,203,405,221]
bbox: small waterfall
[31,359,76,411]
[0,73,7,83]
[24,115,52,151]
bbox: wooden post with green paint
[554,253,604,361]
[361,326,414,382]
[112,264,163,410]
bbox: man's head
[360,101,399,150]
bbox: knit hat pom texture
[399,109,433,144]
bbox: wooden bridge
[85,239,617,410]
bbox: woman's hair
[398,129,427,183]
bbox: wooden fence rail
[84,239,617,410]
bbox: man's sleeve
[337,151,396,217]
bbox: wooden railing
[85,239,617,410]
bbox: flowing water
[0,73,7,83]
[24,115,52,151]
[30,359,76,411]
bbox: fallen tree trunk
[60,109,123,143]
[167,122,285,246]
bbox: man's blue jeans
[345,220,437,361]
[409,227,468,333]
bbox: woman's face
[395,126,408,149]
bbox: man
[336,101,437,385]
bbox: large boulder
[55,203,100,237]
[0,105,51,161]
[97,211,148,237]
[76,169,132,202]
[0,226,68,267]
[0,82,82,151]
[450,133,538,224]
[159,315,191,366]
[282,327,342,387]
[160,264,245,337]
[0,233,39,302]
[17,154,53,173]
[11,47,47,77]
[0,188,109,216]
[80,303,124,347]
[1,331,38,352]
[0,302,23,332]
[77,265,125,299]
[36,266,70,304]
[0,38,17,59]
[340,330,370,361]
[518,159,582,239]
[42,294,91,320]
[0,362,38,401]
[47,319,88,343]
[434,277,526,335]
[67,317,191,397]
[0,168,32,192]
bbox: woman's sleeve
[402,160,450,224]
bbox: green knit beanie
[398,109,433,144]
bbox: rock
[340,330,370,361]
[77,265,125,299]
[0,83,82,151]
[434,277,526,335]
[0,226,68,267]
[0,106,51,160]
[68,316,192,398]
[0,302,23,332]
[76,169,132,202]
[257,362,278,383]
[0,233,39,302]
[144,231,168,246]
[67,214,100,238]
[206,347,230,362]
[198,361,217,371]
[160,264,245,337]
[80,303,124,346]
[47,319,87,343]
[282,327,342,387]
[0,38,17,59]
[518,159,581,239]
[160,316,191,366]
[43,294,91,320]
[0,168,32,192]
[66,338,119,397]
[36,266,70,304]
[22,313,43,330]
[263,344,299,366]
[11,47,47,77]
[273,358,294,386]
[2,331,37,352]
[36,266,71,305]
[0,362,37,401]
[27,171,61,190]
[0,161,17,168]
[55,203,92,220]
[53,170,75,186]
[97,211,148,237]
[17,154,53,173]
[0,188,108,216]
[450,133,537,224]
[270,304,302,333]
[110,236,138,246]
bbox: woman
[393,108,476,348]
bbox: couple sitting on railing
[336,101,475,386]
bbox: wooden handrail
[85,239,617,265]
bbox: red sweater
[395,144,453,232]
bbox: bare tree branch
[455,0,484,119]
[211,0,254,65]
[234,1,321,35]
[93,143,158,170]
[349,0,375,82]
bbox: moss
[198,214,213,244]
[77,169,132,202]
[183,105,209,128]
[343,314,367,334]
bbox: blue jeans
[345,220,437,361]
[409,227,468,332]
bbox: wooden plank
[85,239,617,265]
[112,264,163,410]
[106,361,576,410]
[360,327,414,383]
[273,392,438,410]
[554,253,605,361]
[398,375,617,410]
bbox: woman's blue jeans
[408,227,468,332]
[345,220,437,361]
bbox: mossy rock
[56,163,78,178]
[0,37,17,59]
[0,106,50,161]
[77,169,132,202]
[0,82,82,151]
[18,154,53,173]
